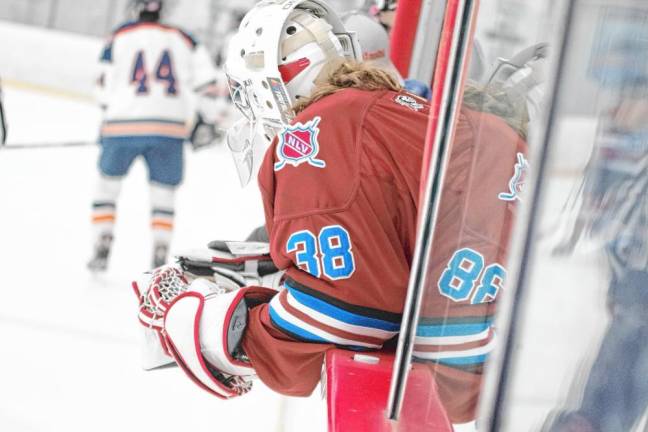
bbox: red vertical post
[387,0,482,421]
[419,0,478,204]
[389,0,423,78]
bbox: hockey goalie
[133,0,527,425]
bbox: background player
[88,0,219,271]
[134,0,526,424]
[341,9,402,83]
[372,0,397,33]
[546,10,648,430]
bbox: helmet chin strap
[244,52,265,69]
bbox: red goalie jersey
[241,87,527,422]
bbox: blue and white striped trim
[285,283,400,336]
[268,295,382,349]
[415,320,492,345]
[267,282,402,349]
[413,336,496,366]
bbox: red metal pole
[389,0,423,78]
[419,0,478,204]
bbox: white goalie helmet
[225,0,362,186]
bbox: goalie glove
[176,240,284,291]
[163,284,276,399]
[189,114,225,151]
[132,265,277,398]
[132,265,224,369]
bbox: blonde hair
[294,60,402,113]
[294,60,529,139]
[462,83,529,139]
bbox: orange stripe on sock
[92,214,115,223]
[152,220,173,230]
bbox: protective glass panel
[483,0,648,431]
[398,0,561,427]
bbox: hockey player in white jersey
[88,0,220,271]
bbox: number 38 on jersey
[286,225,356,280]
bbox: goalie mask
[225,0,361,186]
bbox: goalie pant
[232,89,526,423]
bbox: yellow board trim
[2,78,94,102]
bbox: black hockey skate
[152,242,169,269]
[87,233,113,272]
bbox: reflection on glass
[469,1,648,431]
[406,1,549,427]
[542,5,648,432]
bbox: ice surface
[0,85,327,432]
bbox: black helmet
[132,0,163,20]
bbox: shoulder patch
[394,94,424,112]
[498,152,528,202]
[274,116,326,171]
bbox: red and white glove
[132,266,191,368]
[132,265,277,398]
[133,266,189,331]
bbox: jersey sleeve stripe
[268,295,382,349]
[413,335,496,364]
[284,288,399,339]
[285,277,402,323]
[277,291,386,346]
[285,281,400,332]
[428,354,489,367]
[415,327,491,345]
[412,325,495,369]
[415,320,492,337]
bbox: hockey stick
[0,140,97,150]
[0,99,6,146]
